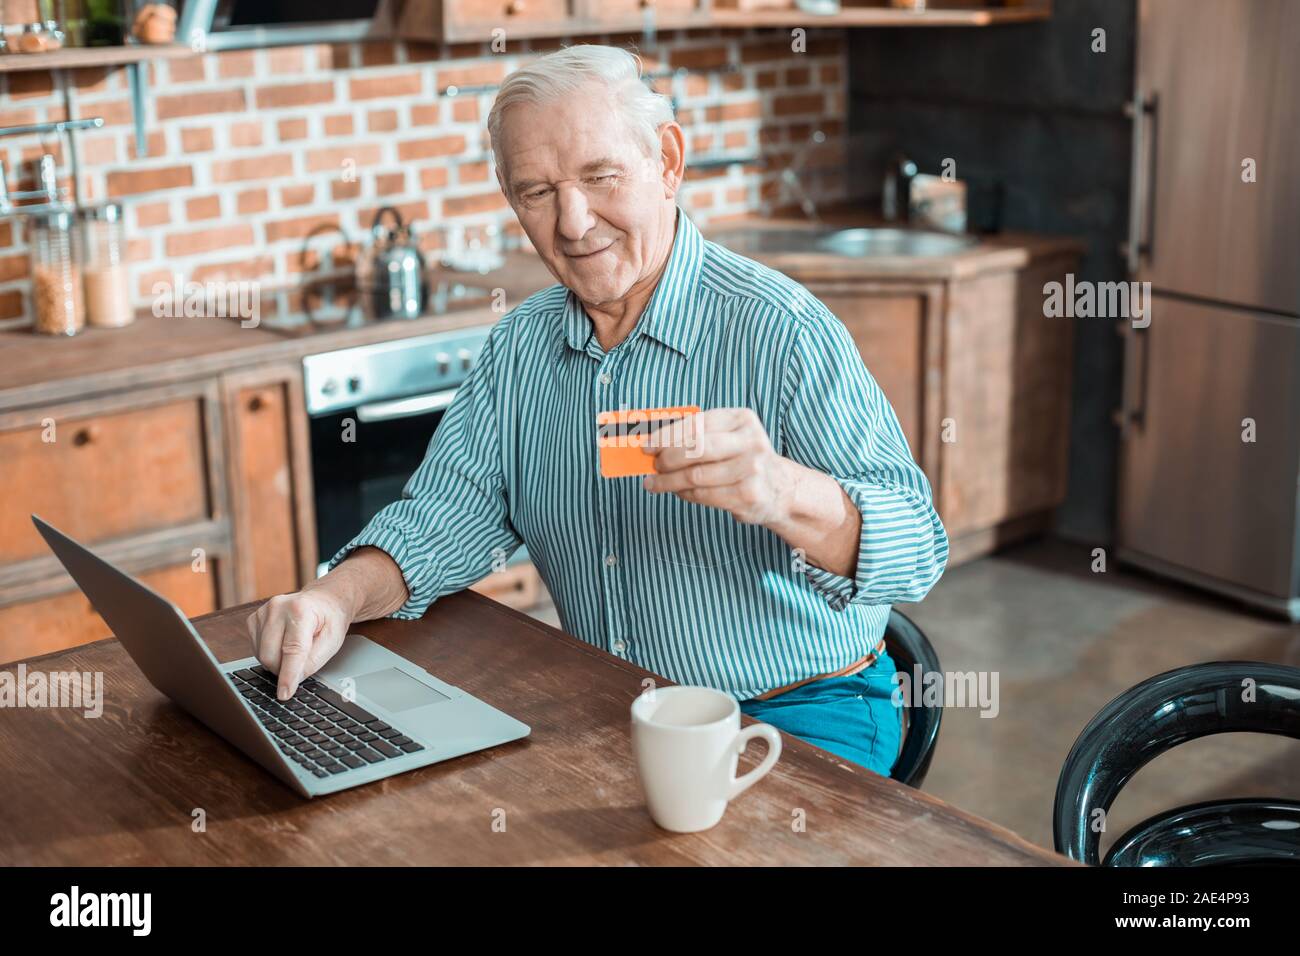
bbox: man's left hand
[643,408,795,525]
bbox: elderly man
[248,44,948,777]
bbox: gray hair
[487,45,675,182]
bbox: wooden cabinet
[798,250,1079,567]
[0,363,314,665]
[470,561,542,611]
[394,0,707,42]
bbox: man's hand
[246,587,352,701]
[644,407,862,578]
[642,408,795,525]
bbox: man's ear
[658,122,686,199]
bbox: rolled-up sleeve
[327,330,521,619]
[779,305,949,610]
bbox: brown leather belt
[752,636,889,701]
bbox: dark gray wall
[846,0,1137,544]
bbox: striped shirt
[330,206,949,700]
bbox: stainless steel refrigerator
[1116,0,1300,618]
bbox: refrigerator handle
[1123,92,1158,275]
[1114,322,1151,437]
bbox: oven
[302,325,514,576]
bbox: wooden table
[0,592,1069,866]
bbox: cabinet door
[222,369,317,602]
[0,382,220,565]
[0,560,218,665]
[812,288,932,469]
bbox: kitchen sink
[709,226,978,258]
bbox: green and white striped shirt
[332,207,948,700]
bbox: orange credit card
[596,405,701,478]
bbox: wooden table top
[0,592,1069,866]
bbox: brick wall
[0,28,847,331]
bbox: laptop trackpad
[354,668,450,712]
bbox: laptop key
[357,748,385,764]
[339,754,364,769]
[367,721,391,733]
[358,732,379,742]
[391,735,412,746]
[399,741,425,753]
[323,763,349,775]
[379,728,402,739]
[372,741,401,758]
[313,685,381,725]
[342,737,367,751]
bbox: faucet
[882,154,918,222]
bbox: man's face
[496,86,676,307]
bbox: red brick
[435,63,504,93]
[229,121,264,147]
[419,166,449,191]
[168,57,207,83]
[374,171,405,196]
[397,135,465,162]
[217,50,256,79]
[331,180,362,201]
[78,98,134,127]
[367,109,399,132]
[181,127,214,152]
[324,114,354,136]
[256,82,335,110]
[304,143,382,173]
[0,253,28,283]
[669,45,730,71]
[7,72,52,99]
[135,201,171,227]
[451,98,479,122]
[81,135,118,166]
[0,221,12,247]
[772,93,824,117]
[0,289,23,321]
[268,48,306,74]
[166,224,255,257]
[144,130,168,157]
[264,213,339,243]
[72,67,112,93]
[349,72,424,101]
[442,191,506,217]
[192,257,274,284]
[156,89,247,120]
[359,200,427,227]
[277,117,309,141]
[211,154,295,182]
[409,103,440,126]
[0,108,38,127]
[186,195,222,221]
[280,184,314,207]
[236,188,269,214]
[360,43,397,67]
[107,165,194,197]
[739,40,797,65]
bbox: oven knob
[457,348,473,371]
[321,378,338,396]
[435,351,451,374]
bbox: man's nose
[555,183,595,242]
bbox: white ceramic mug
[630,685,782,833]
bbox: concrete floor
[527,538,1300,855]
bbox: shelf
[0,44,194,73]
[709,5,1051,29]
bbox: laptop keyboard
[227,665,425,779]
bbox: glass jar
[29,208,84,336]
[80,202,132,328]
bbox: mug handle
[727,723,782,801]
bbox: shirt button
[604,553,617,567]
[612,640,626,654]
[599,372,612,386]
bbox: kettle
[358,206,427,320]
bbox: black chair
[1053,661,1300,866]
[884,609,942,789]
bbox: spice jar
[28,208,84,336]
[80,202,132,328]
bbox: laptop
[32,515,530,798]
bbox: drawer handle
[72,425,99,447]
[247,393,267,413]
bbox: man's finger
[276,612,317,701]
[653,430,747,472]
[254,604,288,675]
[645,455,752,492]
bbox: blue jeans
[739,650,902,777]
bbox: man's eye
[522,188,550,202]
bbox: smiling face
[495,85,682,309]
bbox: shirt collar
[559,206,707,361]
